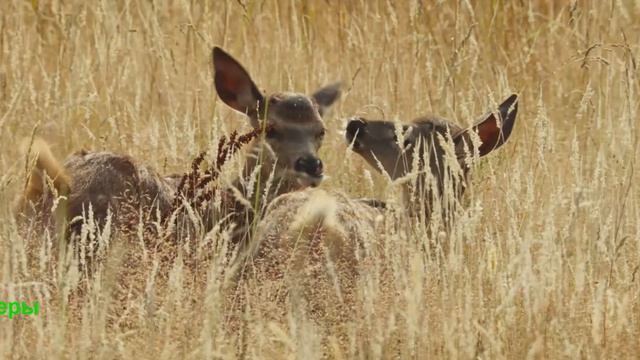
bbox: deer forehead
[268,92,322,125]
[410,117,463,138]
[271,122,325,136]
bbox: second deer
[344,94,519,222]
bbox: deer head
[213,47,341,190]
[345,95,518,213]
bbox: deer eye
[269,96,281,105]
[316,129,326,139]
[266,127,278,139]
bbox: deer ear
[212,47,265,117]
[455,94,518,156]
[311,82,342,117]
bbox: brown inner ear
[475,116,502,156]
[215,73,244,110]
[454,94,518,157]
[452,113,503,157]
[212,47,264,115]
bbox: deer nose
[294,156,323,177]
[346,118,367,142]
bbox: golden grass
[1,0,639,358]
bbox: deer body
[232,187,386,329]
[15,47,341,248]
[62,150,176,233]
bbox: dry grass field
[1,0,640,358]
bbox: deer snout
[346,118,367,149]
[294,155,323,178]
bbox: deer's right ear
[455,94,518,156]
[312,82,342,117]
[212,47,265,117]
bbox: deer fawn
[15,47,341,249]
[236,94,519,327]
[345,94,518,220]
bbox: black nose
[346,118,367,142]
[294,156,323,177]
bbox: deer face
[345,95,519,188]
[261,92,328,187]
[212,47,340,187]
[346,117,462,181]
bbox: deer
[14,47,342,257]
[344,93,519,222]
[233,94,519,332]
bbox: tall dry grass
[1,0,639,358]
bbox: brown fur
[14,145,176,237]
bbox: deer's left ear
[454,94,518,156]
[212,47,265,120]
[311,82,342,117]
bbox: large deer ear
[212,47,265,118]
[311,82,341,117]
[455,94,519,156]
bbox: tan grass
[1,0,639,358]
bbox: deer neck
[399,167,468,224]
[399,173,432,220]
[231,139,300,210]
